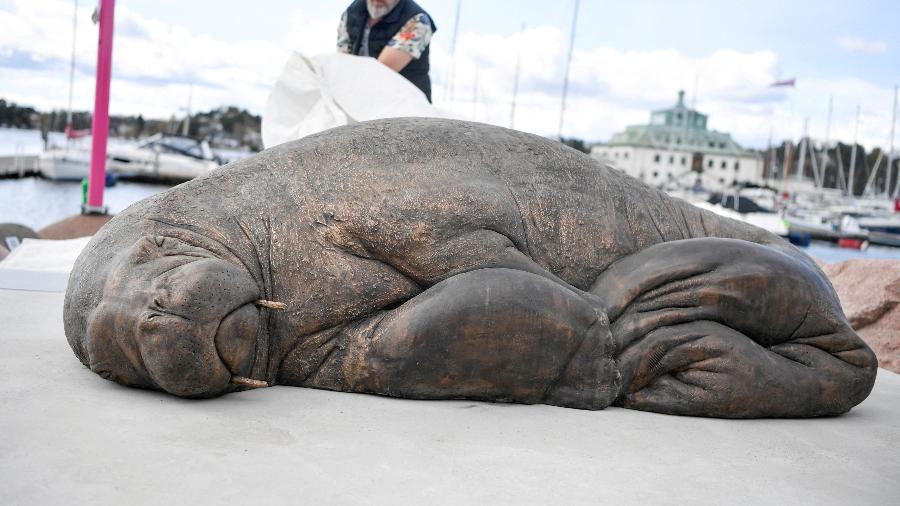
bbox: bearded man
[337,0,437,102]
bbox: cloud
[837,36,887,54]
[282,8,341,57]
[0,48,61,71]
[434,27,896,151]
[0,0,895,153]
[0,0,289,117]
[436,28,794,147]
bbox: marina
[3,121,900,261]
[1,127,249,183]
[592,90,900,252]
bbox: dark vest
[345,0,437,102]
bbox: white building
[591,91,763,191]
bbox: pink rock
[822,259,900,373]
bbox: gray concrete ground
[1,287,898,505]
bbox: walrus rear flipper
[331,268,618,410]
[591,238,877,418]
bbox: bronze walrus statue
[64,118,877,418]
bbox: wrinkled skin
[64,118,877,417]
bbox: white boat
[856,214,900,234]
[668,185,788,237]
[38,148,91,181]
[690,200,789,236]
[37,0,92,182]
[38,135,220,182]
[107,134,219,181]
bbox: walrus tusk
[230,376,270,389]
[255,299,286,310]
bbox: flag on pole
[770,78,796,87]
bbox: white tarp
[262,52,452,148]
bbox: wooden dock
[0,154,40,177]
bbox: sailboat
[780,88,900,249]
[39,0,94,181]
[39,1,220,182]
[105,133,219,181]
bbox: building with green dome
[591,91,763,190]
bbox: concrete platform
[1,287,899,505]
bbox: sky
[0,0,898,150]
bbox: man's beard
[366,0,398,19]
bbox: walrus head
[67,234,267,397]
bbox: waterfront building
[591,91,763,191]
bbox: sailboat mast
[796,117,808,182]
[781,141,794,195]
[766,126,774,184]
[182,83,192,137]
[848,104,860,196]
[443,0,462,109]
[509,23,525,129]
[557,0,579,139]
[835,142,847,193]
[808,136,822,188]
[66,0,79,134]
[818,95,833,189]
[886,84,897,198]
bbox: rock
[822,259,900,373]
[0,222,40,250]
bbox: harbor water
[2,127,900,262]
[0,176,168,230]
[0,127,253,230]
[4,175,900,262]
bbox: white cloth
[262,52,451,148]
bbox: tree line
[0,98,262,151]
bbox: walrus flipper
[591,238,877,418]
[326,268,619,410]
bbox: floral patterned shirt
[337,12,433,60]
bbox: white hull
[38,150,91,181]
[690,201,789,236]
[108,147,218,180]
[37,136,220,181]
[107,135,219,180]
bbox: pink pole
[86,0,115,212]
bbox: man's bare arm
[378,46,414,71]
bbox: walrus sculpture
[64,118,877,418]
